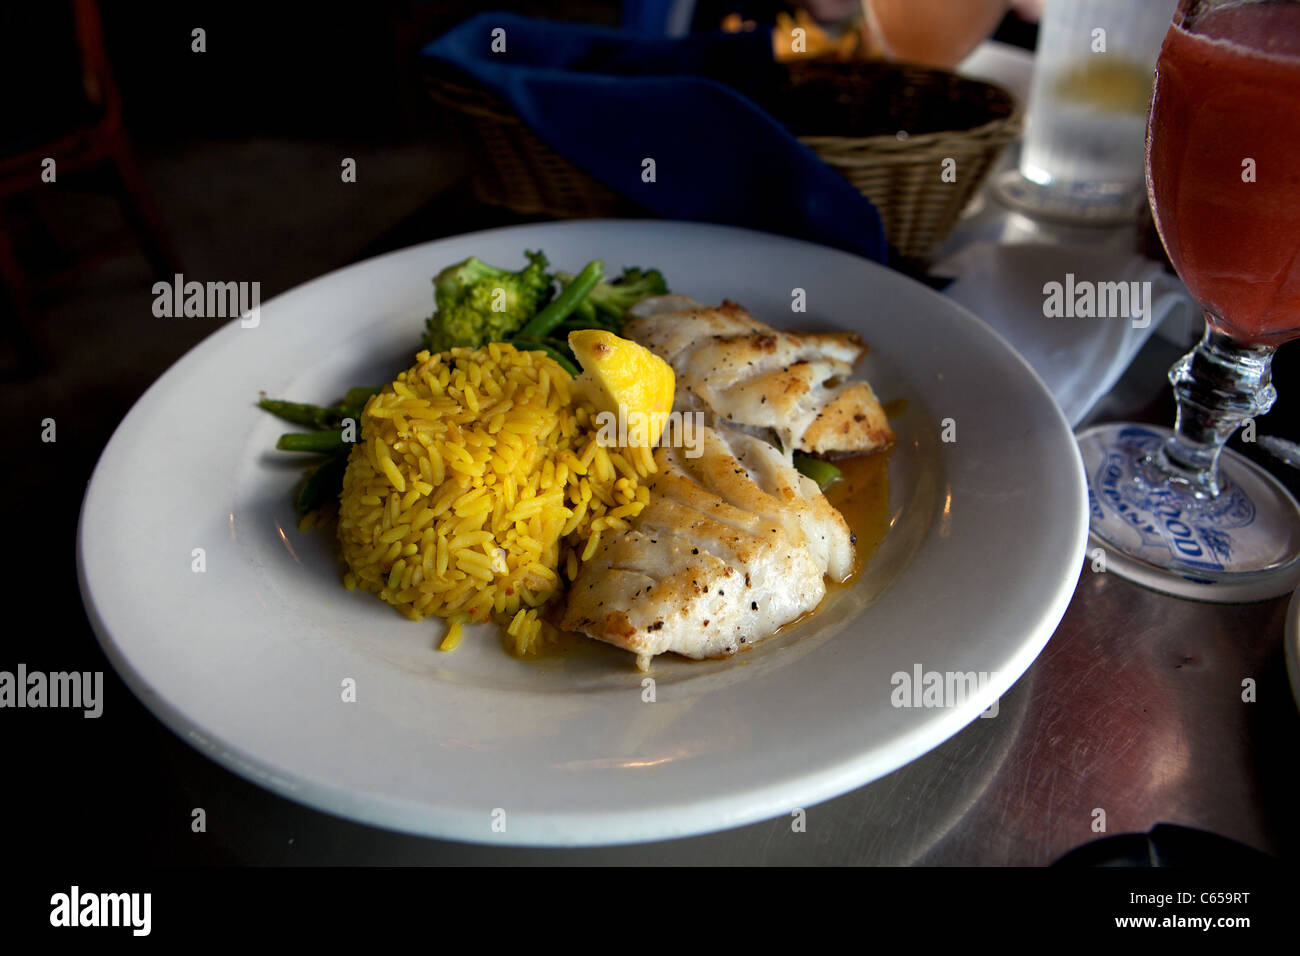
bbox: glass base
[993,169,1141,226]
[1077,423,1300,602]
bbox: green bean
[295,450,350,514]
[258,399,336,429]
[573,298,598,326]
[793,453,842,492]
[515,260,603,339]
[276,430,347,453]
[555,313,618,336]
[260,387,382,430]
[511,336,580,377]
[544,336,581,372]
[341,386,383,411]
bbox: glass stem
[1153,320,1276,498]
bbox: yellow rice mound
[337,343,655,654]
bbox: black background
[1,0,1295,886]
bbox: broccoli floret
[423,250,553,352]
[555,266,668,333]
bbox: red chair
[0,0,181,372]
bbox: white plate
[78,220,1088,846]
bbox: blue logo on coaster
[1090,426,1254,571]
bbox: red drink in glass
[1146,2,1300,345]
[1078,0,1300,602]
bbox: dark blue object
[423,12,889,266]
[1054,824,1277,867]
[619,0,674,34]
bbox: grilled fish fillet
[561,424,854,670]
[625,295,894,456]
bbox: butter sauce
[824,446,893,583]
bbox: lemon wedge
[568,329,675,447]
[1055,57,1153,114]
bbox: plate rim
[1286,586,1300,710]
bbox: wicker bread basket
[426,59,1021,263]
[782,61,1022,263]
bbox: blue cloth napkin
[423,12,889,265]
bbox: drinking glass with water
[997,0,1180,222]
